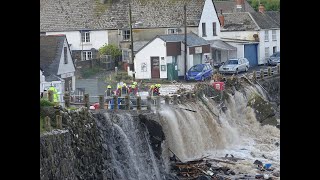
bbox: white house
[217,2,280,66]
[40,35,76,92]
[134,33,211,80]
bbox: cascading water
[158,85,280,175]
[97,113,163,180]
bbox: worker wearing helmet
[48,84,59,103]
[116,84,122,96]
[153,84,161,96]
[106,85,112,97]
[131,81,138,96]
[149,85,155,96]
[122,83,128,95]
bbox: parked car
[219,58,250,74]
[267,51,280,66]
[185,63,214,81]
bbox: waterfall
[99,113,163,180]
[158,85,280,174]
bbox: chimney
[235,0,245,12]
[218,9,225,27]
[259,4,265,13]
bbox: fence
[244,64,280,81]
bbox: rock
[273,171,280,177]
[254,160,263,166]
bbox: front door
[151,57,160,78]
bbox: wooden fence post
[125,95,130,110]
[252,71,257,81]
[268,67,271,76]
[84,94,90,108]
[99,95,104,109]
[56,115,62,129]
[165,95,169,105]
[137,96,141,110]
[48,90,53,102]
[260,69,264,79]
[173,95,178,105]
[44,116,51,131]
[147,96,152,110]
[113,96,118,110]
[64,92,70,108]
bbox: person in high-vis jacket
[106,85,112,97]
[48,84,59,103]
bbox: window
[202,23,206,37]
[265,47,269,58]
[122,30,130,41]
[122,50,129,61]
[264,30,269,42]
[167,28,178,34]
[272,30,276,41]
[82,51,92,60]
[64,47,68,64]
[213,22,217,36]
[81,31,90,43]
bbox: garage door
[244,44,258,67]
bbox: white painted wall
[258,29,280,64]
[46,30,108,51]
[57,38,76,76]
[227,42,245,60]
[134,38,167,79]
[220,31,258,41]
[198,0,221,40]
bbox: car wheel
[245,66,248,72]
[235,69,239,75]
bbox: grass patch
[40,99,55,107]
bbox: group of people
[149,84,161,96]
[106,81,139,97]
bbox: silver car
[267,51,280,66]
[219,58,250,74]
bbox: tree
[99,44,122,67]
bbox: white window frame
[264,30,269,42]
[272,30,276,41]
[122,30,130,41]
[167,28,178,34]
[265,47,270,58]
[82,51,92,61]
[81,31,90,43]
[202,23,207,37]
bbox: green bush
[40,99,55,107]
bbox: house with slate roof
[40,0,236,70]
[215,1,280,66]
[133,32,211,80]
[40,35,76,92]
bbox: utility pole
[129,3,135,80]
[184,4,187,80]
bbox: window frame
[264,30,269,42]
[167,28,178,34]
[122,29,131,41]
[64,47,68,64]
[265,47,270,58]
[82,51,92,61]
[212,22,217,36]
[202,23,207,37]
[81,31,90,43]
[272,30,276,41]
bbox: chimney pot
[218,10,224,28]
[259,4,265,13]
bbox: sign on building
[195,46,202,54]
